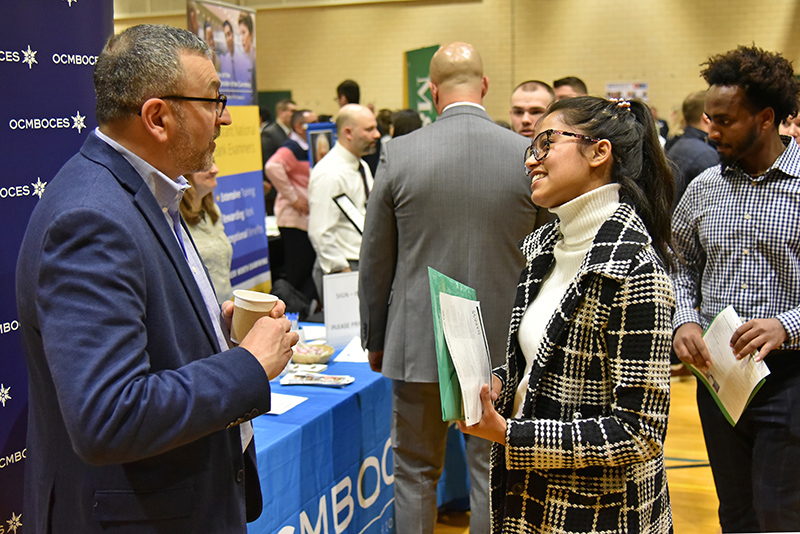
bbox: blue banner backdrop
[0,2,113,531]
[211,104,272,291]
[191,1,271,292]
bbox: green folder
[428,267,476,421]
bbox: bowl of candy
[291,342,335,364]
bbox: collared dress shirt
[672,136,800,348]
[441,101,486,113]
[94,128,253,449]
[308,141,373,273]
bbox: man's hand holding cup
[225,290,299,379]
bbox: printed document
[690,305,770,425]
[438,293,493,425]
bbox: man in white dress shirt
[308,104,380,298]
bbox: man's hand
[222,299,287,333]
[673,322,712,371]
[221,300,234,332]
[238,299,299,379]
[368,350,383,373]
[268,299,288,320]
[455,384,507,445]
[731,318,787,361]
[293,196,309,215]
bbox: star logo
[32,177,47,199]
[72,111,86,133]
[21,45,37,69]
[7,512,22,533]
[0,384,10,408]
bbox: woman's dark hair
[701,45,799,126]
[545,96,674,270]
[391,109,423,138]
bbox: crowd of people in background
[249,43,800,534]
[255,67,800,321]
[257,86,426,316]
[18,21,800,532]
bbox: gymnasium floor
[434,375,720,533]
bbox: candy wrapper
[279,372,354,387]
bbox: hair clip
[610,98,632,111]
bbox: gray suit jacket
[359,104,537,382]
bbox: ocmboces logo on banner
[8,111,87,133]
[0,46,38,69]
[1,0,114,527]
[1,46,97,70]
[0,178,47,201]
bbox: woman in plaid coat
[459,96,675,533]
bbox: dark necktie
[358,163,370,199]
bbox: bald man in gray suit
[359,42,539,534]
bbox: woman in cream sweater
[459,96,676,533]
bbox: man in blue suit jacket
[16,25,298,533]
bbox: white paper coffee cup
[230,290,279,344]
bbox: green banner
[405,45,439,126]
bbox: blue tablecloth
[248,360,396,534]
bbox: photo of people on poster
[188,0,256,105]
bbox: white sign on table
[266,393,308,415]
[323,271,361,348]
[334,336,369,363]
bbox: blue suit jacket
[16,132,271,533]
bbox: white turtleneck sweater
[512,183,622,417]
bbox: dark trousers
[279,227,317,302]
[697,351,800,532]
[390,381,490,534]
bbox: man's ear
[481,76,489,99]
[588,139,612,168]
[139,98,171,144]
[429,81,438,108]
[758,106,776,133]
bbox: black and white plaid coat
[490,202,674,534]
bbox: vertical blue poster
[213,105,273,291]
[190,0,270,292]
[0,1,113,531]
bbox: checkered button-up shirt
[672,137,800,347]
